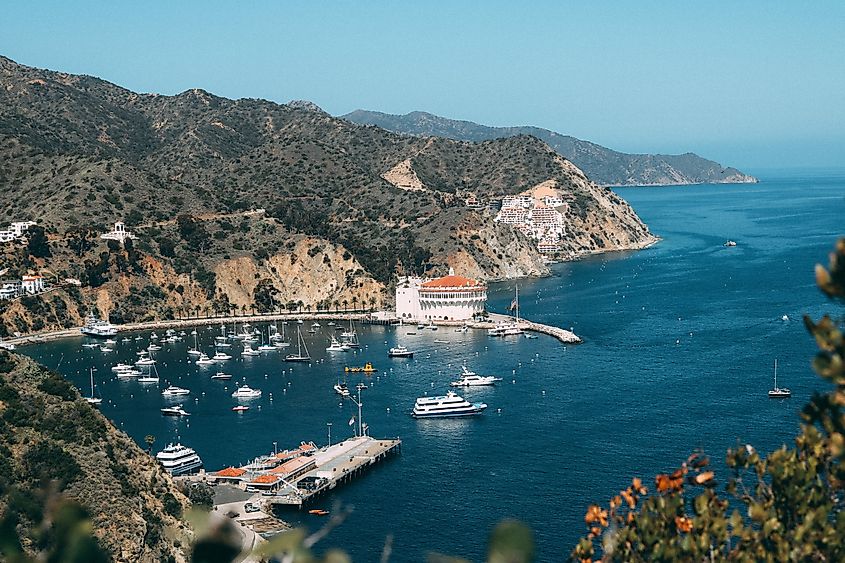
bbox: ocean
[21,169,844,561]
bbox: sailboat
[84,367,102,406]
[138,363,160,384]
[187,332,201,356]
[257,326,277,351]
[273,322,291,348]
[341,318,361,348]
[285,327,311,362]
[768,359,791,398]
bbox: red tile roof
[215,466,246,477]
[270,456,316,475]
[250,474,281,484]
[420,274,484,289]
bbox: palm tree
[144,434,155,454]
[342,299,348,311]
[332,299,340,313]
[369,295,377,311]
[351,296,359,311]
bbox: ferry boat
[80,314,118,338]
[412,391,487,418]
[155,443,203,476]
[160,406,190,417]
[232,385,262,399]
[162,385,190,397]
[334,382,350,397]
[195,353,215,366]
[388,345,414,358]
[211,372,232,380]
[450,365,503,387]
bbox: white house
[396,268,487,322]
[21,275,46,294]
[100,221,137,243]
[0,220,36,243]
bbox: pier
[265,436,401,508]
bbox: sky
[1,1,844,170]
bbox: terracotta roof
[250,474,281,484]
[214,466,246,478]
[420,274,484,289]
[270,456,316,474]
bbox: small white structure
[100,221,137,243]
[396,268,487,322]
[21,275,46,295]
[0,221,36,243]
[0,283,19,300]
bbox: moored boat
[388,345,414,358]
[156,443,203,475]
[412,391,487,418]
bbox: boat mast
[774,358,778,388]
[89,367,95,398]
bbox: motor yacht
[135,354,156,366]
[195,353,215,366]
[116,368,142,378]
[160,406,190,417]
[111,363,133,372]
[326,336,349,352]
[450,365,503,387]
[232,405,250,412]
[211,372,232,380]
[212,351,232,361]
[162,385,190,397]
[388,345,414,358]
[241,344,260,356]
[232,385,262,399]
[333,382,350,397]
[412,391,487,418]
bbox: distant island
[342,110,758,187]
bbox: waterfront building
[21,275,46,294]
[396,268,487,322]
[100,221,137,243]
[211,466,247,484]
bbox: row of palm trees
[172,294,380,320]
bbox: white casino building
[395,268,487,322]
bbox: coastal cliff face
[0,351,189,561]
[0,55,655,335]
[342,109,758,187]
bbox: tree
[573,238,845,562]
[144,434,155,453]
[26,226,51,258]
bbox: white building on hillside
[21,275,46,294]
[100,221,137,243]
[396,268,487,322]
[0,221,36,243]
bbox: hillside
[0,55,655,335]
[0,350,189,560]
[342,110,758,187]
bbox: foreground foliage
[573,238,845,561]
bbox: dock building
[395,268,487,322]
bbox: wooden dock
[265,436,401,508]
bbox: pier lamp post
[327,422,332,446]
[273,441,277,456]
[347,386,366,437]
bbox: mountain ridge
[341,109,758,187]
[0,55,655,336]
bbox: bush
[37,374,77,401]
[21,441,81,490]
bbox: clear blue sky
[2,1,843,169]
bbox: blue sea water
[21,170,845,561]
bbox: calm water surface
[22,170,844,561]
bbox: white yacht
[212,351,232,361]
[412,391,487,418]
[211,372,232,380]
[195,352,215,366]
[388,345,414,358]
[162,385,190,397]
[232,385,262,399]
[155,444,203,475]
[81,343,100,349]
[135,354,156,366]
[326,336,349,352]
[334,382,350,397]
[99,345,114,353]
[80,314,118,338]
[241,344,260,356]
[450,365,503,387]
[111,363,133,372]
[147,343,162,352]
[160,406,190,417]
[116,368,142,378]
